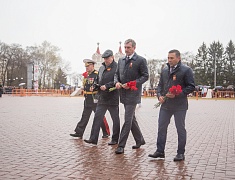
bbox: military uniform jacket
[114,52,149,105]
[83,70,98,107]
[157,61,195,110]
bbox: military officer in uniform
[70,59,110,139]
[84,50,120,145]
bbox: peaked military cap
[83,59,96,67]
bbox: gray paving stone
[0,95,235,179]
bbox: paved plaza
[0,95,235,179]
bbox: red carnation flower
[154,85,182,108]
[82,72,88,78]
[127,80,138,91]
[169,85,182,95]
[109,80,138,92]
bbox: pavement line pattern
[0,95,235,179]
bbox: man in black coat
[84,50,120,145]
[70,59,110,139]
[148,49,195,161]
[114,39,149,154]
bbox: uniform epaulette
[94,70,98,74]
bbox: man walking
[70,59,110,139]
[148,49,195,161]
[84,50,120,145]
[114,39,149,154]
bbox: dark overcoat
[95,60,119,105]
[157,61,195,110]
[114,52,149,105]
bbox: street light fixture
[214,57,216,89]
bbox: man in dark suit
[70,59,110,139]
[114,39,149,154]
[84,50,120,145]
[148,49,195,161]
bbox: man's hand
[159,96,165,103]
[115,82,122,89]
[122,83,130,90]
[166,93,175,99]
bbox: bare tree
[0,42,9,86]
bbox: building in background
[92,42,125,70]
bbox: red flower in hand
[109,80,138,92]
[82,72,88,78]
[154,85,182,108]
[169,85,182,95]
[127,80,138,91]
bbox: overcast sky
[1,0,235,73]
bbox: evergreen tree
[224,40,235,86]
[208,41,224,87]
[194,42,208,85]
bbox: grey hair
[124,39,136,48]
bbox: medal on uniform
[89,78,94,84]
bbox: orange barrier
[192,91,235,98]
[10,89,235,98]
[142,90,234,99]
[11,89,75,97]
[214,91,235,98]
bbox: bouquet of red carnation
[154,85,182,108]
[126,81,138,90]
[109,80,138,92]
[82,72,88,78]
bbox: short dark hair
[169,49,181,57]
[124,39,136,48]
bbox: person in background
[84,50,120,145]
[70,59,110,139]
[0,84,3,97]
[114,39,149,154]
[148,49,195,161]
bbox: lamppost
[214,57,217,89]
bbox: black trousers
[74,103,108,136]
[156,109,187,154]
[89,104,120,143]
[118,104,145,148]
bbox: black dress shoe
[173,154,185,161]
[148,151,165,159]
[108,141,118,145]
[70,133,82,138]
[102,134,109,138]
[132,141,146,149]
[115,147,124,154]
[84,139,97,145]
